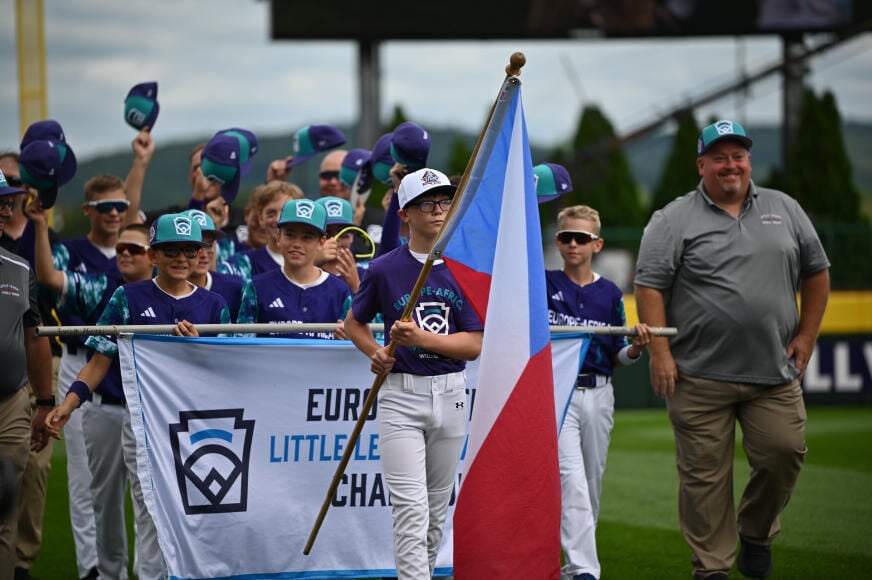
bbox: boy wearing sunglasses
[344,168,482,579]
[237,199,352,340]
[548,204,651,580]
[45,213,230,580]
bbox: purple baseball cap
[18,139,78,209]
[339,148,372,188]
[20,119,68,151]
[365,132,395,185]
[286,124,346,168]
[533,163,573,204]
[200,133,243,204]
[124,82,159,130]
[217,128,258,176]
[390,121,430,170]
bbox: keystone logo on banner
[169,409,255,515]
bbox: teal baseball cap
[697,120,753,156]
[278,198,327,234]
[149,213,207,247]
[182,209,225,238]
[317,196,354,227]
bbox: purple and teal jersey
[216,236,248,265]
[53,237,121,350]
[352,246,482,376]
[218,246,281,284]
[237,269,352,339]
[87,279,230,359]
[545,270,629,376]
[209,271,245,320]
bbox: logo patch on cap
[127,108,147,127]
[715,120,735,135]
[421,170,440,186]
[187,210,209,227]
[296,200,315,219]
[173,217,193,236]
[323,199,344,218]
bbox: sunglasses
[556,230,600,245]
[115,242,149,256]
[5,176,23,187]
[409,199,452,213]
[0,198,16,211]
[319,171,340,181]
[86,200,130,213]
[157,245,201,259]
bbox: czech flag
[442,81,560,578]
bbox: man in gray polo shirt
[0,169,53,577]
[635,120,830,580]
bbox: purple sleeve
[376,190,401,256]
[187,197,205,211]
[350,263,380,324]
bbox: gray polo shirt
[0,247,42,397]
[635,180,830,385]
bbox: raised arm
[123,127,155,226]
[25,199,65,293]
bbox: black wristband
[35,396,56,407]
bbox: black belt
[575,373,607,389]
[98,394,126,407]
[65,343,78,355]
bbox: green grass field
[29,406,872,579]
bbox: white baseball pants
[559,382,615,580]
[378,371,468,580]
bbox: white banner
[119,334,589,579]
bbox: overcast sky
[1,0,871,160]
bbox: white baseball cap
[397,168,456,209]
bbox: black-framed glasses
[319,171,340,181]
[86,200,130,213]
[115,242,149,256]
[410,199,452,213]
[157,245,201,259]
[556,230,600,245]
[0,198,15,211]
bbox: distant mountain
[52,121,872,231]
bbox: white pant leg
[82,402,128,580]
[122,412,166,580]
[580,384,615,522]
[378,372,467,580]
[424,377,467,574]
[58,351,99,577]
[559,384,615,580]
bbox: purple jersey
[545,270,629,376]
[84,279,230,399]
[237,269,352,339]
[219,246,281,283]
[352,246,483,376]
[53,237,122,350]
[209,271,245,320]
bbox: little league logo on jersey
[323,199,344,219]
[169,409,255,515]
[296,200,315,219]
[760,213,783,225]
[415,301,450,335]
[173,216,193,236]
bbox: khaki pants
[666,375,807,579]
[15,356,60,571]
[0,388,32,580]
